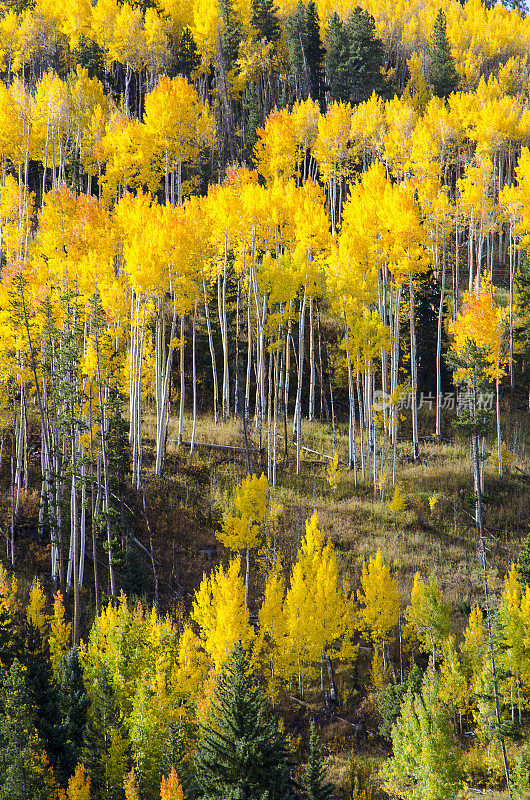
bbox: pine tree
[251,0,281,44]
[219,0,242,71]
[345,7,387,103]
[194,642,296,800]
[0,659,57,800]
[172,28,200,79]
[429,9,458,100]
[82,664,130,800]
[285,2,325,108]
[304,1,326,109]
[305,720,333,800]
[58,648,89,779]
[325,14,351,104]
[23,621,70,781]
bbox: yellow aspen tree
[124,768,141,800]
[66,764,91,800]
[405,573,451,667]
[143,76,214,204]
[160,768,184,800]
[253,109,297,184]
[282,513,355,697]
[357,549,400,686]
[257,560,286,698]
[439,635,469,732]
[26,578,48,638]
[313,101,353,233]
[217,472,271,606]
[191,559,254,671]
[49,590,71,677]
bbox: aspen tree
[357,549,400,684]
[405,573,451,667]
[217,472,271,606]
[191,559,254,670]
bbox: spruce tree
[304,1,326,109]
[285,2,325,107]
[219,0,242,71]
[325,14,351,103]
[305,720,333,800]
[82,664,130,799]
[172,28,200,79]
[23,621,70,781]
[0,659,57,800]
[429,9,458,99]
[251,0,281,44]
[58,648,89,779]
[345,7,387,103]
[194,642,296,800]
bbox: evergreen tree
[172,28,201,79]
[58,648,89,779]
[82,665,130,800]
[429,9,458,99]
[325,14,351,104]
[305,720,332,800]
[325,8,387,103]
[194,642,296,800]
[245,80,261,161]
[345,7,387,103]
[285,2,325,108]
[23,621,70,782]
[219,0,242,71]
[251,0,281,44]
[0,659,57,800]
[304,1,326,109]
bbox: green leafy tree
[194,642,296,800]
[381,668,462,800]
[429,9,458,99]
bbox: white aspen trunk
[409,274,420,461]
[245,280,253,420]
[202,276,219,423]
[178,314,185,447]
[190,303,197,457]
[357,371,366,481]
[496,377,502,479]
[436,255,446,439]
[295,287,307,476]
[508,222,514,387]
[308,296,315,421]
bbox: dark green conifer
[429,9,458,99]
[58,648,89,778]
[305,719,333,800]
[82,664,130,798]
[345,7,387,102]
[251,0,281,44]
[0,659,57,800]
[304,1,326,108]
[325,14,351,103]
[172,28,201,78]
[194,642,296,800]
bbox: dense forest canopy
[0,0,530,797]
